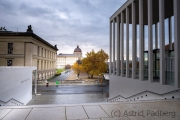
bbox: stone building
[0,25,58,81]
[56,45,82,68]
[109,0,180,102]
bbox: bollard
[46,83,49,87]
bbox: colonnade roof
[110,0,174,25]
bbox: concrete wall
[109,75,180,100]
[0,66,36,105]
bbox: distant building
[0,25,58,81]
[56,45,82,68]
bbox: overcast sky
[0,0,126,57]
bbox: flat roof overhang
[110,0,174,25]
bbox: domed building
[73,45,82,57]
[56,45,82,68]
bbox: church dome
[74,45,82,52]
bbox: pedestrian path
[0,99,179,120]
[27,94,107,105]
[66,71,90,80]
[66,71,102,81]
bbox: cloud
[0,0,126,57]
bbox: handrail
[108,89,180,102]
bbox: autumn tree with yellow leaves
[81,49,108,78]
[71,62,83,77]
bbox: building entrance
[144,49,174,84]
[144,49,160,81]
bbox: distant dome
[74,45,82,52]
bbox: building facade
[0,26,58,81]
[56,45,82,68]
[109,0,180,102]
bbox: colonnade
[109,0,180,87]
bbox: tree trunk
[91,74,94,78]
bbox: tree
[82,49,109,78]
[81,57,91,76]
[71,62,83,76]
[65,64,71,69]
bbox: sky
[0,0,126,57]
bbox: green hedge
[55,73,61,76]
[56,69,65,74]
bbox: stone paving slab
[100,104,131,117]
[26,107,66,120]
[83,119,101,120]
[0,99,180,120]
[0,109,12,119]
[101,118,129,120]
[139,102,180,120]
[83,105,109,119]
[66,106,88,120]
[3,108,31,120]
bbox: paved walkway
[66,71,103,81]
[66,71,82,80]
[0,99,179,120]
[28,94,107,105]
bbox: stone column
[168,17,172,50]
[126,7,129,78]
[174,0,180,87]
[139,0,144,81]
[113,19,116,75]
[109,20,112,75]
[116,15,120,76]
[109,21,112,75]
[39,60,41,70]
[132,1,137,79]
[148,0,153,82]
[44,60,47,70]
[159,0,165,85]
[121,12,124,77]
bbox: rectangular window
[8,43,13,54]
[7,60,13,66]
[42,48,43,57]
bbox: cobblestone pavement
[1,99,180,120]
